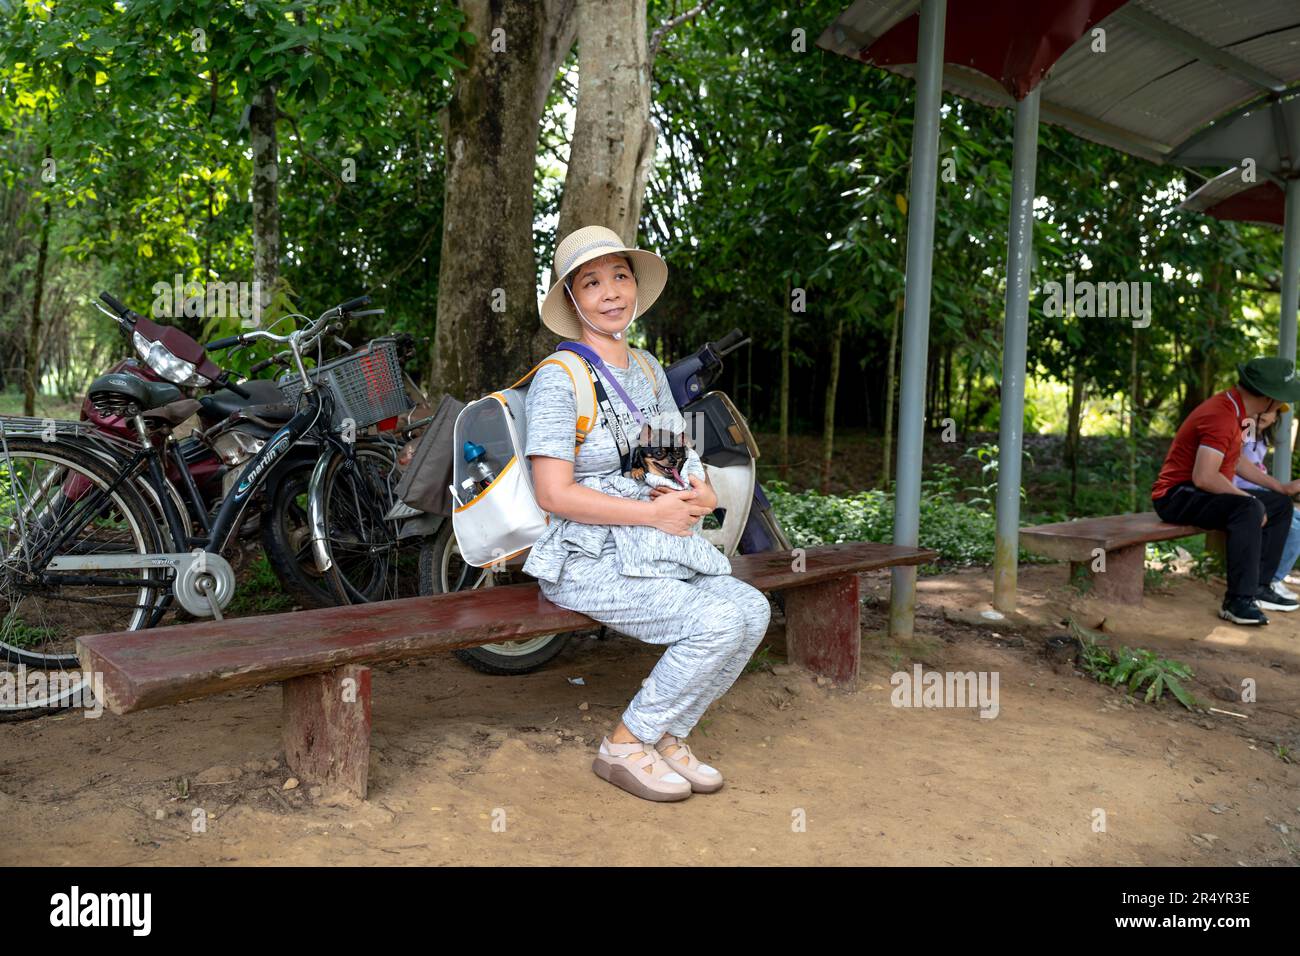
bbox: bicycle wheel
[417,520,577,675]
[319,441,412,604]
[0,437,166,719]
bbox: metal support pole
[1272,177,1300,483]
[992,88,1041,613]
[889,0,947,641]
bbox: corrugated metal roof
[1181,168,1286,226]
[1173,90,1300,172]
[817,0,1300,166]
[817,0,922,57]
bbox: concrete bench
[1020,512,1218,604]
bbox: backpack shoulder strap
[629,348,658,393]
[510,351,599,457]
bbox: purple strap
[557,341,645,426]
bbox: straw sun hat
[539,225,668,340]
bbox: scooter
[416,328,791,675]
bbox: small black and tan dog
[627,422,691,486]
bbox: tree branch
[649,0,716,61]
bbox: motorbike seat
[87,373,183,416]
[198,379,287,421]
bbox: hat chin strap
[566,285,638,341]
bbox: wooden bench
[77,541,936,798]
[1020,512,1219,605]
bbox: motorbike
[415,328,791,675]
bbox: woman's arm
[531,455,655,525]
[532,455,709,530]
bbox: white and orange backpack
[448,342,657,567]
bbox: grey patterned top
[521,348,715,584]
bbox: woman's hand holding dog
[648,479,713,536]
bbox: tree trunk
[961,357,974,439]
[250,84,280,319]
[434,0,578,399]
[820,314,843,494]
[941,344,952,422]
[924,350,935,430]
[881,295,900,487]
[556,0,653,244]
[1128,331,1138,512]
[780,283,790,481]
[24,151,51,417]
[1065,366,1084,506]
[1181,258,1226,418]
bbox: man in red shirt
[1152,357,1300,624]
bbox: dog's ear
[638,422,653,444]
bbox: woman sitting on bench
[1232,404,1300,602]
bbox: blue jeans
[1274,506,1300,583]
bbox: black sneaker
[1220,597,1269,625]
[1255,584,1299,612]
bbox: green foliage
[0,613,58,650]
[768,471,1013,567]
[0,0,464,385]
[961,441,1031,510]
[0,0,1292,482]
[1069,618,1200,710]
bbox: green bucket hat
[1237,356,1300,405]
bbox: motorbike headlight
[132,331,213,387]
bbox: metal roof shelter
[1173,95,1300,488]
[1182,169,1287,228]
[817,0,1300,635]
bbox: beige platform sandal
[592,737,693,802]
[654,735,724,793]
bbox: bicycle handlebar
[206,335,244,352]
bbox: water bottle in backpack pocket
[447,349,599,568]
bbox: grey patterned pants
[539,539,772,744]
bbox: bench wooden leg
[282,664,372,799]
[1205,530,1226,565]
[783,575,859,686]
[1071,543,1144,605]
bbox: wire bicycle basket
[280,336,413,430]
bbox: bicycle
[0,293,381,717]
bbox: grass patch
[0,616,59,649]
[227,555,296,616]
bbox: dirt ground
[2,563,1299,866]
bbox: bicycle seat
[87,373,183,418]
[198,378,287,422]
